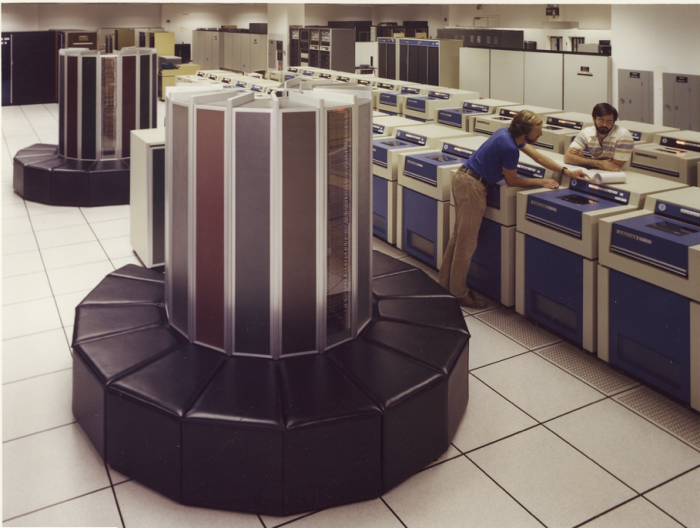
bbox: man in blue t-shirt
[438,110,588,309]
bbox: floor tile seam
[2,419,79,445]
[467,370,544,425]
[462,452,548,528]
[468,348,534,373]
[570,496,641,528]
[40,258,114,275]
[1,486,116,525]
[540,421,649,496]
[609,395,700,453]
[268,511,318,528]
[2,366,73,387]
[538,396,611,427]
[104,460,127,528]
[1,325,66,343]
[638,492,692,528]
[461,423,542,457]
[378,496,408,528]
[2,291,58,308]
[641,462,700,496]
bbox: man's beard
[525,134,538,144]
[596,124,610,136]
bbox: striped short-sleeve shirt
[570,124,634,164]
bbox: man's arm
[502,166,559,189]
[520,144,589,180]
[564,146,622,171]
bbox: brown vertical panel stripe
[235,111,271,355]
[195,108,226,350]
[281,111,317,355]
[121,55,136,158]
[66,56,78,158]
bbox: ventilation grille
[476,307,562,350]
[372,238,409,259]
[536,342,638,395]
[615,387,700,451]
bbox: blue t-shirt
[465,128,522,185]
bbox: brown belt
[459,166,486,185]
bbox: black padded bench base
[71,252,470,516]
[13,144,130,207]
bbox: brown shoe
[458,291,488,310]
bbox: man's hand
[567,169,590,180]
[540,179,559,189]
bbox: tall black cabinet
[2,31,57,106]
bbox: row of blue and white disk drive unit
[471,104,565,136]
[436,98,519,132]
[514,150,689,354]
[372,124,471,245]
[597,186,700,410]
[402,88,480,123]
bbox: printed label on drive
[531,201,557,213]
[616,229,652,244]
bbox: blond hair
[508,110,543,138]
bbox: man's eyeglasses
[595,118,615,126]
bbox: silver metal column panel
[169,103,191,335]
[356,100,373,332]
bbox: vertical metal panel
[195,108,226,350]
[281,110,318,355]
[356,102,372,332]
[121,55,136,158]
[58,54,65,156]
[139,53,150,129]
[81,56,96,160]
[170,103,190,335]
[151,54,157,127]
[66,56,78,158]
[152,147,166,264]
[326,107,353,348]
[234,111,271,355]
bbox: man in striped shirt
[564,103,634,171]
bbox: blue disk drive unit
[402,88,480,123]
[598,187,700,409]
[515,163,688,353]
[436,98,518,132]
[372,124,471,244]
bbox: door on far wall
[663,73,700,132]
[550,36,562,51]
[618,69,653,123]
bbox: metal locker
[618,69,653,123]
[663,73,700,132]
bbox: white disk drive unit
[598,187,700,410]
[373,115,425,138]
[630,130,700,186]
[534,112,594,154]
[376,82,428,116]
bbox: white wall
[447,4,610,30]
[2,3,40,31]
[38,3,161,31]
[161,4,268,46]
[612,4,700,125]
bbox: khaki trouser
[437,168,487,304]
